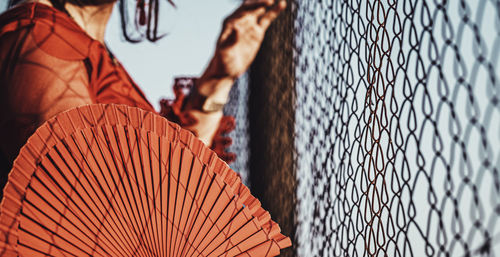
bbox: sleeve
[159,77,237,164]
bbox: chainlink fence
[290,0,500,256]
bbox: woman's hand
[194,0,287,107]
[203,0,287,81]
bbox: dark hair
[8,0,175,42]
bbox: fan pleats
[0,104,291,257]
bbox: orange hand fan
[0,104,291,257]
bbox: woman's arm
[181,0,287,146]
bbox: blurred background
[105,0,240,109]
[2,0,500,256]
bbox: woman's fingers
[234,0,277,19]
[223,6,265,27]
[225,0,286,29]
[220,12,261,43]
[258,0,286,28]
[241,0,274,9]
[210,0,287,79]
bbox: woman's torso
[0,2,157,188]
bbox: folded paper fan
[0,104,291,257]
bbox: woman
[0,0,286,189]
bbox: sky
[0,0,241,110]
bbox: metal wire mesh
[293,0,500,256]
[224,73,251,186]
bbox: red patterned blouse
[0,2,235,190]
